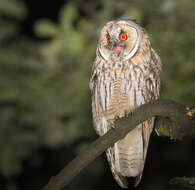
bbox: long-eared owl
[90,19,161,188]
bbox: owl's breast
[98,61,147,120]
[99,66,131,119]
[105,77,132,119]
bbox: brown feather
[90,19,161,188]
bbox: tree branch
[41,99,195,190]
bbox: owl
[90,19,161,188]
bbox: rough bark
[42,99,195,190]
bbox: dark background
[0,0,194,190]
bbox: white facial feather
[98,20,142,61]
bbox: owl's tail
[106,147,129,188]
[115,125,144,177]
[106,126,144,188]
[106,119,154,188]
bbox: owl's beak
[109,39,124,55]
[113,45,124,55]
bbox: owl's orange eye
[120,33,127,41]
[106,34,110,43]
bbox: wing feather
[90,60,129,188]
[134,47,161,186]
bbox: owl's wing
[106,147,128,188]
[90,61,129,188]
[134,48,161,186]
[90,61,105,136]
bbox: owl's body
[90,19,161,188]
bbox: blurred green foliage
[170,177,195,189]
[0,0,194,189]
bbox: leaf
[169,177,195,189]
[0,0,27,20]
[34,19,58,38]
[59,3,78,30]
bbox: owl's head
[98,19,144,62]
